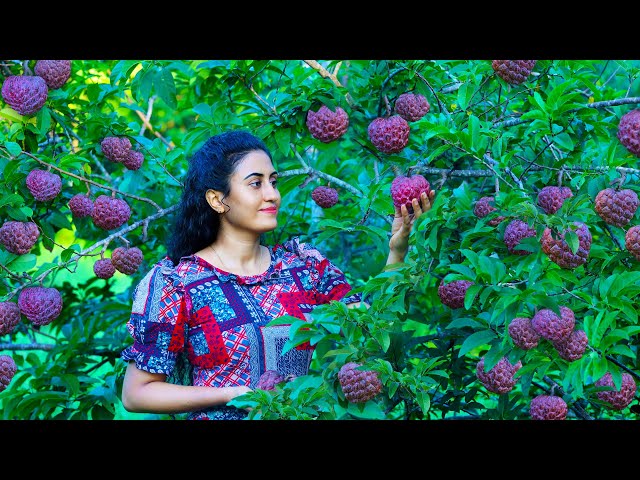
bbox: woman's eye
[271,179,278,187]
[250,181,261,188]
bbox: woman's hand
[388,190,435,263]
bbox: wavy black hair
[166,130,273,264]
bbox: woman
[120,130,434,419]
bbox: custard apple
[508,317,540,350]
[18,286,63,326]
[595,372,637,411]
[530,394,568,420]
[1,75,48,116]
[438,279,474,309]
[91,195,131,230]
[394,92,430,122]
[553,329,588,362]
[368,115,410,154]
[311,186,339,208]
[0,355,17,392]
[531,306,575,343]
[503,219,536,255]
[101,136,132,163]
[540,222,591,269]
[306,105,349,143]
[391,174,431,214]
[617,109,640,157]
[26,169,62,202]
[338,362,382,403]
[68,194,94,218]
[33,60,71,90]
[625,225,640,261]
[94,258,116,279]
[0,221,39,255]
[537,186,573,215]
[476,356,522,394]
[111,246,143,275]
[594,188,638,228]
[0,302,21,336]
[491,60,536,85]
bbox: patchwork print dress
[120,237,361,419]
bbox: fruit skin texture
[68,194,94,218]
[368,115,410,154]
[530,395,568,420]
[491,60,536,85]
[0,302,21,336]
[438,280,474,309]
[18,286,63,326]
[0,221,39,255]
[473,196,505,225]
[33,60,71,90]
[338,362,382,403]
[111,246,144,275]
[91,195,131,230]
[595,372,637,411]
[256,370,285,390]
[508,317,540,350]
[306,105,349,143]
[617,109,640,157]
[394,92,430,122]
[553,329,588,362]
[531,306,575,343]
[625,225,640,261]
[26,169,62,202]
[476,356,522,394]
[101,136,132,163]
[503,219,536,255]
[0,355,17,392]
[537,186,573,214]
[94,258,116,279]
[122,150,144,170]
[1,75,48,116]
[594,188,639,228]
[311,186,339,208]
[391,175,431,213]
[540,222,591,269]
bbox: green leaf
[7,254,37,272]
[554,132,574,151]
[464,283,481,310]
[458,329,497,357]
[154,68,177,109]
[564,230,579,254]
[0,108,23,123]
[0,194,25,209]
[415,390,431,415]
[5,141,22,157]
[456,82,474,111]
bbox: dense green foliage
[1,60,640,420]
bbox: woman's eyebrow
[243,171,278,180]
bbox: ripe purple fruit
[0,221,39,255]
[26,169,62,202]
[531,306,575,343]
[18,286,63,326]
[1,75,48,116]
[0,302,21,336]
[595,372,637,411]
[503,219,536,255]
[68,194,94,218]
[540,222,591,269]
[91,195,131,230]
[553,329,588,362]
[625,225,640,261]
[617,109,640,157]
[473,196,505,225]
[391,174,431,214]
[256,370,285,390]
[537,186,573,214]
[33,60,71,90]
[594,188,638,228]
[94,258,116,279]
[476,356,522,394]
[368,115,410,154]
[508,317,540,350]
[338,362,382,403]
[394,92,430,122]
[491,60,536,85]
[438,279,474,309]
[122,150,144,170]
[306,105,349,143]
[530,395,568,420]
[0,355,17,392]
[311,186,339,208]
[101,136,132,163]
[111,246,143,275]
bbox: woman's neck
[207,234,268,275]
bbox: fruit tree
[1,59,640,420]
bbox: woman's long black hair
[166,130,272,264]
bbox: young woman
[120,130,434,419]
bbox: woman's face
[220,150,281,234]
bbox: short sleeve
[120,259,188,376]
[285,237,362,306]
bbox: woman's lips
[260,207,278,214]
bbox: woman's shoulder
[138,255,201,287]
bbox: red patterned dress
[120,237,361,419]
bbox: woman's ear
[205,189,226,213]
